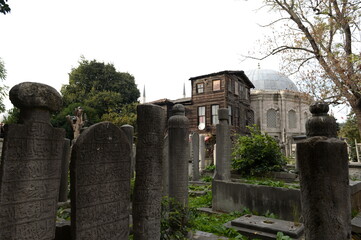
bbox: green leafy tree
[58,57,140,131]
[247,1,361,135]
[0,0,10,15]
[3,107,19,124]
[339,112,361,161]
[232,125,286,176]
[61,57,139,109]
[51,103,99,139]
[0,58,8,113]
[101,102,138,129]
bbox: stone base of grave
[55,220,71,240]
[352,214,361,233]
[189,230,228,239]
[224,215,304,240]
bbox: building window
[228,79,232,92]
[267,108,277,128]
[288,110,297,128]
[213,80,221,91]
[245,89,249,100]
[235,81,239,95]
[212,105,219,125]
[240,84,244,99]
[198,106,206,126]
[234,107,239,127]
[247,110,254,126]
[228,105,233,125]
[196,83,204,93]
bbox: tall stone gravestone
[191,132,200,181]
[214,108,231,181]
[133,104,165,240]
[297,102,351,239]
[0,82,65,239]
[70,122,131,240]
[168,104,189,206]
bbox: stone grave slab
[225,215,304,240]
[70,122,131,240]
[352,213,361,233]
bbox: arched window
[267,109,277,128]
[288,110,297,129]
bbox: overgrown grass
[239,177,300,189]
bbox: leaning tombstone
[0,82,65,239]
[70,122,131,240]
[133,104,165,240]
[297,102,351,239]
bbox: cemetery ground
[55,169,312,240]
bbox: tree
[0,58,8,113]
[232,125,286,176]
[339,112,361,161]
[54,57,140,138]
[0,0,10,15]
[61,57,140,121]
[248,1,361,135]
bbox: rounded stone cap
[309,101,329,115]
[218,108,229,121]
[306,101,337,138]
[172,104,185,116]
[10,82,62,112]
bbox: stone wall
[212,179,361,222]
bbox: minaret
[142,85,146,103]
[183,83,186,98]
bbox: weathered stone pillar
[297,102,351,239]
[214,108,231,181]
[59,138,71,202]
[199,134,206,171]
[191,132,200,181]
[162,134,169,196]
[0,82,65,240]
[121,124,135,178]
[133,104,165,240]
[169,104,189,206]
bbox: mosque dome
[245,69,298,91]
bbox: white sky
[0,0,348,121]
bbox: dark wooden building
[152,70,254,136]
[188,70,254,135]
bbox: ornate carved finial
[306,101,337,138]
[172,104,185,116]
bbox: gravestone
[70,122,131,240]
[214,109,231,181]
[162,134,169,196]
[121,124,134,177]
[132,104,165,240]
[59,138,71,202]
[168,104,189,206]
[191,132,200,181]
[0,82,65,240]
[199,134,206,171]
[297,102,351,239]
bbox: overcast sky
[0,0,348,120]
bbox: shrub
[232,125,286,176]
